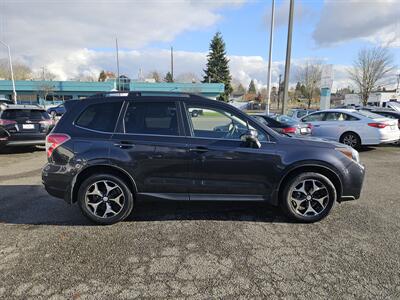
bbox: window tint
[2,109,49,120]
[187,106,267,141]
[354,110,386,120]
[302,112,324,122]
[124,102,179,136]
[253,115,270,126]
[75,102,122,132]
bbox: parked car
[0,103,54,149]
[47,103,66,117]
[42,92,365,224]
[251,113,311,136]
[0,97,13,105]
[300,109,400,148]
[286,108,316,120]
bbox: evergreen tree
[98,70,107,82]
[203,32,233,101]
[248,79,257,94]
[164,72,174,83]
[295,81,301,91]
[236,83,246,94]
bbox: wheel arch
[71,164,137,203]
[276,164,343,205]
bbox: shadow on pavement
[0,185,290,226]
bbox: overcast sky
[0,0,399,91]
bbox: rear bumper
[42,163,74,203]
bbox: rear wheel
[340,132,361,149]
[77,174,134,225]
[280,172,337,223]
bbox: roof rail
[86,91,192,99]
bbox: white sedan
[300,109,400,148]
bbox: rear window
[354,110,386,120]
[1,109,49,120]
[124,102,179,136]
[297,111,308,118]
[75,102,122,132]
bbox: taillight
[0,119,17,126]
[282,127,297,134]
[307,123,313,129]
[46,133,70,158]
[368,122,387,128]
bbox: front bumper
[339,161,365,202]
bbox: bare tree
[147,71,162,83]
[348,47,395,106]
[296,60,322,108]
[0,59,32,80]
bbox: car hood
[280,135,349,149]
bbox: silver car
[300,109,400,148]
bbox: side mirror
[240,129,261,149]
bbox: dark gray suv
[42,92,365,224]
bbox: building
[344,91,399,107]
[0,80,225,106]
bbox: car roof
[0,104,45,110]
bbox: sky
[0,0,399,91]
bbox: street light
[0,40,17,103]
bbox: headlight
[335,147,360,163]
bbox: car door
[182,101,280,201]
[110,99,191,199]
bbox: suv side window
[302,112,324,122]
[186,106,267,141]
[75,101,122,132]
[124,102,179,136]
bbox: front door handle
[189,147,209,153]
[114,141,135,149]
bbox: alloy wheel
[342,134,358,148]
[85,180,125,219]
[290,179,329,217]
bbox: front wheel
[280,172,337,223]
[77,174,134,225]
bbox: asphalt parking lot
[0,145,399,299]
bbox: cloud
[35,47,354,92]
[0,0,245,65]
[313,0,400,47]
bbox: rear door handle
[189,147,209,153]
[114,141,135,149]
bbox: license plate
[300,128,308,134]
[22,124,35,129]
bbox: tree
[164,71,174,83]
[234,83,246,95]
[348,47,395,106]
[0,59,32,80]
[296,60,322,108]
[147,71,162,83]
[98,70,107,82]
[203,32,233,101]
[248,79,257,94]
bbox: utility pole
[278,74,282,110]
[115,38,120,91]
[265,0,275,115]
[170,46,174,81]
[0,40,17,103]
[282,0,294,115]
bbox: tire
[77,174,134,225]
[340,132,361,149]
[280,172,337,223]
